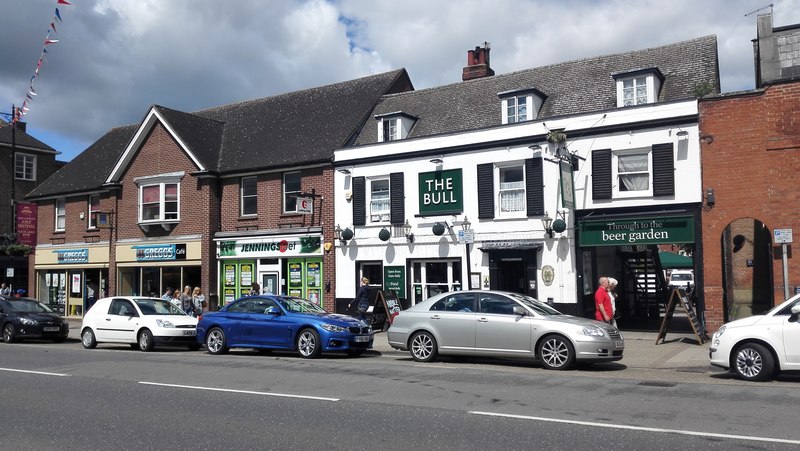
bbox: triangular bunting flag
[55,8,62,22]
[44,39,59,45]
[50,21,57,33]
[58,0,72,4]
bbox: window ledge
[138,220,179,232]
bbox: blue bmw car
[196,295,373,358]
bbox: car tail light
[197,314,203,321]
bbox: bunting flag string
[3,0,72,127]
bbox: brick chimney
[462,42,495,81]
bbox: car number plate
[354,335,370,342]
[614,340,624,349]
[182,330,196,336]
[43,327,60,332]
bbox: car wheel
[346,349,366,357]
[188,343,201,351]
[81,328,97,349]
[138,329,155,352]
[539,334,575,370]
[206,327,229,355]
[297,328,322,359]
[3,323,17,343]
[409,331,437,362]
[733,342,775,382]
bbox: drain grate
[638,381,677,387]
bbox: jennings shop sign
[579,216,694,246]
[218,236,322,258]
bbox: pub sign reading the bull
[418,169,463,216]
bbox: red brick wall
[699,81,800,331]
[219,166,338,309]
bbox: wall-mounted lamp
[337,169,351,175]
[461,216,471,231]
[542,213,554,238]
[706,188,715,207]
[430,157,443,165]
[529,144,542,151]
[79,211,85,220]
[335,224,354,244]
[670,128,689,138]
[403,219,415,243]
[542,211,567,238]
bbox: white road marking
[0,367,70,377]
[470,411,800,445]
[138,381,339,401]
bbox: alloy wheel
[298,330,318,357]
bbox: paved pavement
[65,318,714,371]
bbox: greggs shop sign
[579,216,694,246]
[54,248,89,264]
[133,244,187,261]
[418,169,463,215]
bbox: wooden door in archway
[721,218,773,321]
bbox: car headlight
[155,319,175,328]
[713,325,726,340]
[19,317,38,326]
[581,325,606,337]
[320,323,347,333]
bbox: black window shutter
[526,158,544,217]
[652,143,675,197]
[352,176,366,226]
[592,149,612,200]
[477,163,494,219]
[389,172,404,225]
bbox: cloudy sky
[2,0,799,162]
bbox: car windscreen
[275,296,327,314]
[671,274,693,281]
[133,298,187,315]
[507,293,563,316]
[7,300,54,313]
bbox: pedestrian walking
[594,276,613,325]
[247,282,260,296]
[607,277,619,328]
[349,277,370,322]
[180,285,195,316]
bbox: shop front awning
[658,251,693,268]
[479,240,543,251]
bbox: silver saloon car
[387,290,624,370]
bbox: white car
[668,270,694,289]
[709,294,800,381]
[81,297,199,352]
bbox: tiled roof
[27,69,411,199]
[353,35,719,146]
[0,121,56,153]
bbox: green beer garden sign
[579,216,694,246]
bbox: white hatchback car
[709,294,800,381]
[81,297,199,352]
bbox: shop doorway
[261,272,278,295]
[487,250,537,297]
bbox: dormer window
[376,112,417,142]
[613,68,664,107]
[498,88,545,125]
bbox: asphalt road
[2,341,800,450]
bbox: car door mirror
[791,304,800,316]
[265,306,281,315]
[512,306,528,316]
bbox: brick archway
[720,218,773,322]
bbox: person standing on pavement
[0,282,11,296]
[607,277,619,328]
[180,285,195,316]
[192,286,205,314]
[594,276,613,325]
[161,286,173,301]
[171,289,182,308]
[247,282,260,296]
[349,277,370,322]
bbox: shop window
[410,260,462,305]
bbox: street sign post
[775,228,793,300]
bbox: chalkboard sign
[370,290,403,331]
[656,288,708,345]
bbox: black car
[0,297,69,343]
